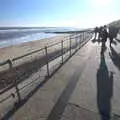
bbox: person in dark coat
[108,26,119,47]
[100,26,109,54]
[102,26,108,43]
[94,27,98,40]
[98,27,103,40]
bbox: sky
[0,0,120,28]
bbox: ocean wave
[0,29,57,48]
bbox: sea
[0,27,61,48]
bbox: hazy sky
[0,0,120,28]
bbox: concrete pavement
[60,36,120,120]
[1,35,120,120]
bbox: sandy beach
[0,34,69,62]
[0,34,71,92]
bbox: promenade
[1,35,120,120]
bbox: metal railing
[0,30,93,108]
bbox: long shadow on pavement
[97,53,113,120]
[1,55,73,120]
[109,46,120,70]
[0,42,78,94]
[1,42,82,120]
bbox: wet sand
[0,34,69,61]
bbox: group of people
[94,25,119,47]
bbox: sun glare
[92,0,113,6]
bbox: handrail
[0,34,70,66]
[0,30,92,67]
[0,30,93,104]
[12,47,45,61]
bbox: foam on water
[0,29,57,48]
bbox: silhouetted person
[94,27,98,40]
[97,54,113,120]
[109,46,120,70]
[98,27,103,40]
[108,26,119,47]
[100,26,108,54]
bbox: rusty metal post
[61,40,63,64]
[45,46,49,77]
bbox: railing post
[84,32,86,40]
[61,40,63,64]
[84,32,85,40]
[79,34,81,48]
[83,32,84,40]
[9,60,21,103]
[7,59,12,70]
[76,35,78,51]
[69,36,72,57]
[45,46,49,77]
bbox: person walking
[94,27,98,40]
[109,26,119,47]
[100,26,109,54]
[98,27,103,40]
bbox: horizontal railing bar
[0,60,10,66]
[0,30,92,67]
[12,47,45,61]
[0,31,93,103]
[47,41,62,48]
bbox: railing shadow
[1,52,71,120]
[0,32,92,119]
[97,53,113,120]
[1,35,91,120]
[0,42,78,94]
[109,46,120,70]
[1,36,90,120]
